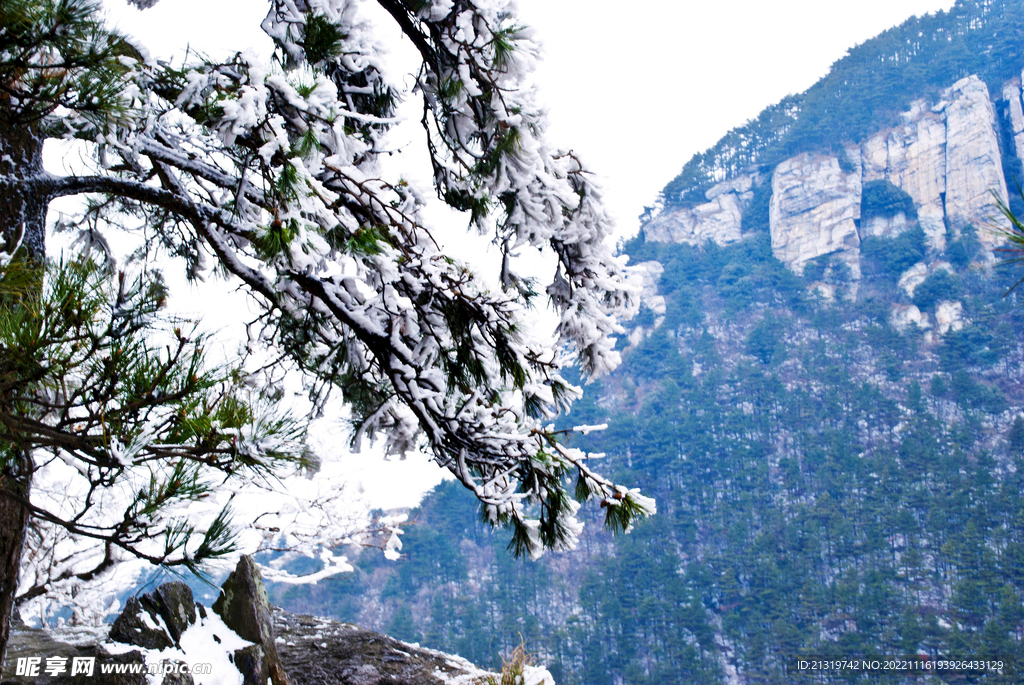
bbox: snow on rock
[522,665,555,685]
[769,152,862,278]
[4,567,508,685]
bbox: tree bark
[0,112,46,670]
[0,454,31,672]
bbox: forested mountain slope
[271,2,1024,683]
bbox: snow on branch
[7,0,652,594]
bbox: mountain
[271,2,1024,683]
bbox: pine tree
[0,0,652,664]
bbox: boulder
[891,304,931,332]
[935,300,965,335]
[109,581,198,650]
[109,596,174,651]
[152,582,197,644]
[213,555,289,685]
[231,644,270,685]
[1,628,147,685]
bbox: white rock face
[935,300,965,335]
[705,171,760,201]
[643,193,743,245]
[861,212,910,239]
[626,261,666,349]
[860,76,1009,254]
[898,262,930,297]
[643,172,760,246]
[769,153,862,277]
[862,106,947,249]
[891,304,930,331]
[633,260,667,316]
[898,261,954,298]
[943,76,1009,248]
[646,73,1013,283]
[809,282,836,302]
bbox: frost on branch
[10,0,652,567]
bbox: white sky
[97,0,958,511]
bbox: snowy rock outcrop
[768,153,862,278]
[643,172,759,246]
[2,561,503,685]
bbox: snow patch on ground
[102,610,249,685]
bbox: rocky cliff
[768,152,862,278]
[642,172,758,246]
[642,73,1017,280]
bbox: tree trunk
[0,113,46,670]
[0,453,31,672]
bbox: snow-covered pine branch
[0,0,653,658]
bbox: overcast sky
[99,0,959,510]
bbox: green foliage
[738,178,773,234]
[310,201,1024,684]
[301,12,346,66]
[937,324,1003,370]
[744,316,786,365]
[0,258,305,574]
[0,0,139,128]
[860,226,927,279]
[947,224,983,269]
[945,369,1008,413]
[912,269,962,311]
[861,180,918,221]
[1008,416,1024,456]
